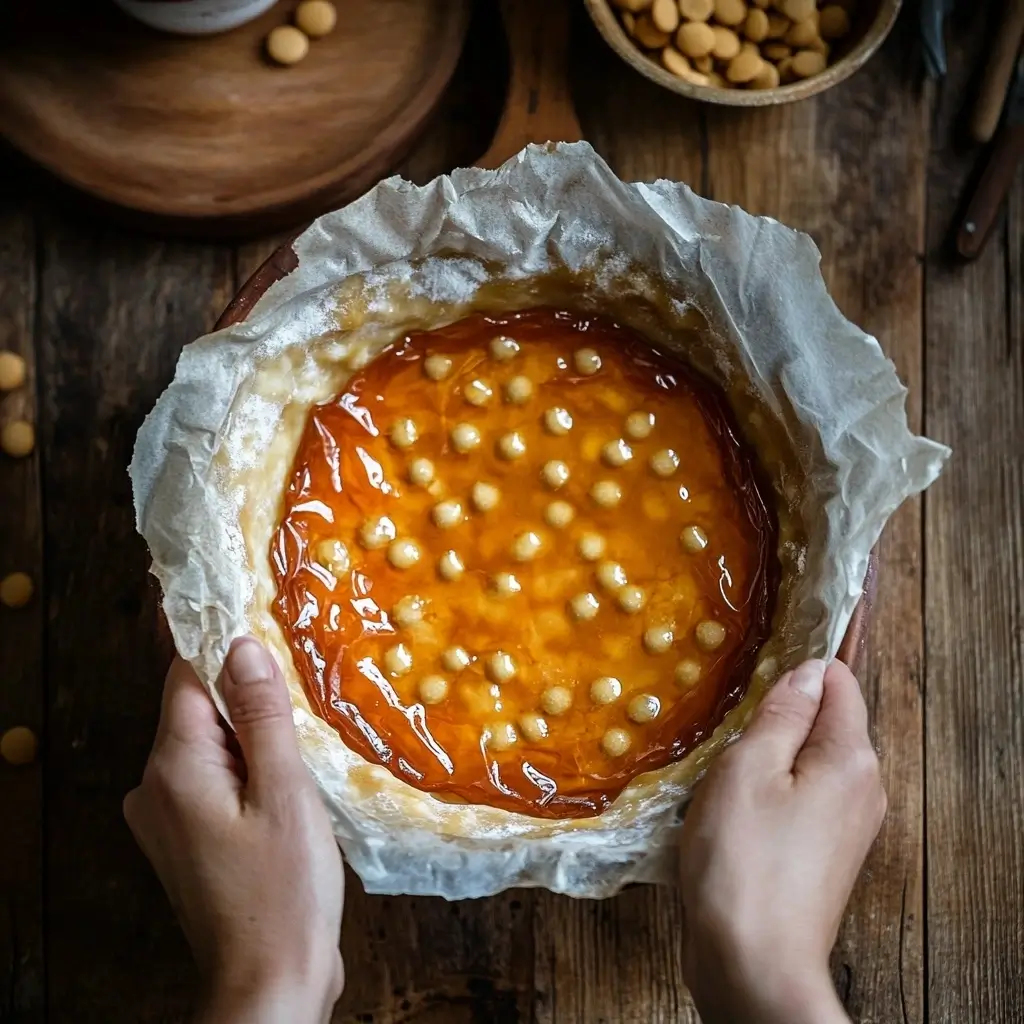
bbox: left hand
[124,638,344,1024]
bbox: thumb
[736,659,827,774]
[221,636,306,803]
[795,660,871,777]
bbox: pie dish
[132,143,947,896]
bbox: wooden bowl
[215,240,877,670]
[583,0,902,107]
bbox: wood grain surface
[0,171,44,1024]
[0,0,469,232]
[1,2,1021,1022]
[924,8,1024,1022]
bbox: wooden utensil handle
[477,0,583,169]
[956,122,1024,259]
[969,0,1024,143]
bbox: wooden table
[2,4,1021,1022]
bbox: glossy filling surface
[272,309,777,818]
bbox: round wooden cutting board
[0,0,470,233]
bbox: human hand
[124,638,344,1024]
[678,659,886,1024]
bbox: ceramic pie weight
[130,143,948,898]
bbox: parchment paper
[130,142,950,899]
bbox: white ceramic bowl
[112,0,280,35]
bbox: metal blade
[1004,53,1024,126]
[919,0,956,78]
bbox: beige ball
[423,353,452,381]
[544,500,575,529]
[819,4,851,39]
[643,624,675,654]
[2,420,35,458]
[408,457,435,486]
[418,675,449,705]
[498,432,527,460]
[577,532,607,562]
[451,422,482,453]
[489,335,520,361]
[590,480,623,508]
[541,685,573,716]
[266,25,309,66]
[568,592,600,621]
[431,499,464,530]
[485,721,518,751]
[392,594,426,628]
[0,572,33,609]
[442,646,471,673]
[573,348,602,375]
[676,20,716,58]
[471,481,501,512]
[541,459,571,490]
[316,538,351,575]
[487,651,518,683]
[437,549,465,581]
[627,693,662,724]
[490,571,522,598]
[383,643,413,677]
[696,619,727,651]
[675,659,702,688]
[596,561,628,592]
[679,0,714,18]
[649,448,680,478]
[680,524,709,554]
[601,728,632,758]
[387,538,421,570]
[463,379,493,407]
[359,515,397,550]
[505,375,534,405]
[544,407,573,435]
[512,531,543,562]
[390,417,418,448]
[294,0,337,37]
[590,676,622,705]
[602,439,633,467]
[624,410,655,440]
[616,584,647,614]
[519,712,549,743]
[1,726,37,766]
[0,352,26,391]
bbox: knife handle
[956,122,1024,260]
[969,0,1024,143]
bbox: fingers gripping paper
[130,143,948,899]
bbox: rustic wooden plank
[334,870,533,1024]
[924,7,1024,1021]
[571,14,705,189]
[36,219,233,1021]
[328,6,537,1021]
[529,18,704,1024]
[702,26,930,1024]
[0,160,44,1024]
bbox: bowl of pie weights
[585,0,902,105]
[132,144,946,899]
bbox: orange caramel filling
[271,309,777,819]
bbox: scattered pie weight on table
[612,0,855,90]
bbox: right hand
[678,659,887,1024]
